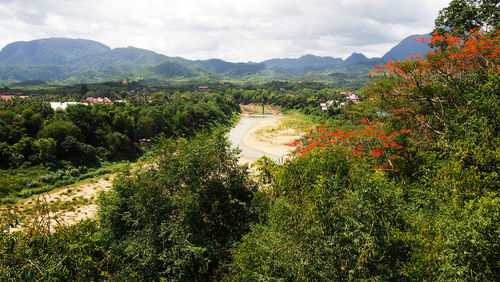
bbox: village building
[321,91,361,111]
[198,86,211,91]
[85,97,114,104]
[1,95,29,101]
[341,91,360,103]
[320,100,335,111]
[50,102,79,111]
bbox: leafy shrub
[0,220,107,281]
[25,179,39,188]
[99,132,257,280]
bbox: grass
[0,162,129,204]
[279,113,316,132]
[254,113,316,137]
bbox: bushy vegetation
[0,132,257,280]
[0,162,126,204]
[231,86,347,116]
[98,132,257,280]
[227,24,500,280]
[0,219,108,280]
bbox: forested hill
[0,38,111,65]
[0,34,431,83]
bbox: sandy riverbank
[5,177,113,233]
[240,104,282,116]
[242,117,302,158]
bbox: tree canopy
[434,0,500,36]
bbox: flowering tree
[288,121,411,171]
[368,30,499,138]
[290,30,499,172]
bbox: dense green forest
[0,92,239,202]
[1,1,499,280]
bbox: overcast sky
[0,0,451,62]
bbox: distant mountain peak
[0,38,110,65]
[346,52,367,58]
[344,52,369,65]
[381,33,432,62]
[300,54,319,58]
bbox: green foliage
[136,115,155,138]
[38,120,82,144]
[441,193,500,279]
[105,131,132,159]
[231,84,351,117]
[0,220,108,281]
[33,138,57,164]
[99,132,257,280]
[60,136,99,166]
[0,162,125,202]
[20,108,43,137]
[229,150,408,280]
[434,0,499,36]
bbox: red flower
[370,149,384,156]
[378,135,389,141]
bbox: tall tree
[434,0,500,36]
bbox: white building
[50,102,79,111]
[320,100,335,111]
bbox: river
[227,114,284,162]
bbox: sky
[0,0,451,62]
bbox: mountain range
[0,34,431,84]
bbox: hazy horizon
[0,0,451,63]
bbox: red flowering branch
[288,120,411,171]
[366,30,499,140]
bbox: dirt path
[44,178,113,224]
[5,177,113,232]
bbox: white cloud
[0,0,451,62]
